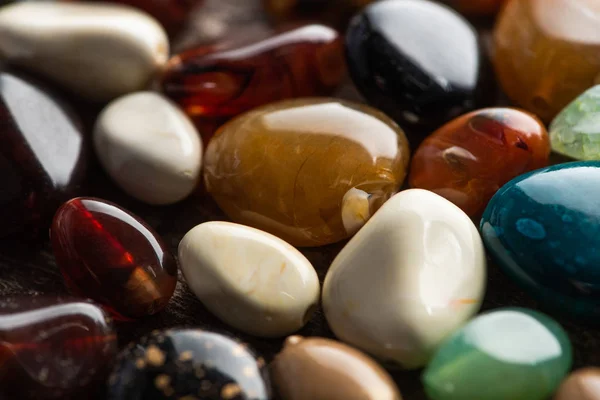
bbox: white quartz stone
[323,189,487,369]
[94,92,202,205]
[179,221,321,338]
[0,2,169,101]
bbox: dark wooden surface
[1,1,599,399]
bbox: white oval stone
[179,221,320,338]
[323,189,486,369]
[94,92,202,205]
[0,3,168,101]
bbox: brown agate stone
[554,368,600,400]
[51,197,178,320]
[263,0,375,29]
[271,336,402,400]
[203,98,410,247]
[494,0,600,122]
[162,24,345,119]
[0,296,117,399]
[409,108,550,217]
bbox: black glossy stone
[345,0,488,131]
[0,71,87,238]
[107,329,272,400]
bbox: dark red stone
[50,198,178,320]
[0,72,87,239]
[161,24,345,119]
[0,296,117,400]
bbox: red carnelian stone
[0,296,117,399]
[409,108,550,217]
[161,24,345,119]
[51,198,177,320]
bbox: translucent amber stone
[0,296,117,400]
[263,0,375,29]
[51,197,178,319]
[494,0,600,122]
[162,25,345,119]
[204,98,410,247]
[409,108,550,217]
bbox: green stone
[422,308,572,400]
[550,85,600,160]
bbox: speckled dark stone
[481,161,600,321]
[107,329,271,400]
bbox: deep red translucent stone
[0,296,117,399]
[0,72,87,239]
[161,24,345,119]
[51,198,178,320]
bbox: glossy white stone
[94,92,202,205]
[0,2,168,101]
[179,221,320,338]
[323,189,486,369]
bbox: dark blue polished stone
[107,329,272,400]
[345,0,489,132]
[480,161,600,320]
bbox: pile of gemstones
[0,0,600,399]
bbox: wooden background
[1,0,598,399]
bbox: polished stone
[179,222,320,337]
[346,0,486,129]
[0,296,117,400]
[0,2,169,101]
[555,368,600,400]
[203,98,410,247]
[409,108,550,217]
[263,0,375,29]
[0,72,87,239]
[94,92,203,205]
[443,0,506,15]
[107,329,271,400]
[494,0,600,122]
[423,308,572,400]
[550,85,600,160]
[51,197,177,319]
[162,25,345,119]
[481,161,600,320]
[323,189,486,368]
[271,336,402,400]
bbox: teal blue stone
[480,161,600,320]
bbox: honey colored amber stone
[162,25,345,119]
[51,197,178,320]
[264,0,375,30]
[444,0,506,16]
[204,98,410,247]
[409,108,550,217]
[494,0,600,122]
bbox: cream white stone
[179,221,320,338]
[323,189,486,369]
[0,2,169,101]
[94,92,202,205]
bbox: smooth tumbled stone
[94,92,203,205]
[550,85,600,160]
[179,221,320,337]
[271,336,402,400]
[204,98,410,247]
[323,189,486,369]
[346,0,487,129]
[51,197,177,320]
[162,24,345,119]
[409,108,550,217]
[555,368,600,400]
[108,329,271,400]
[480,161,600,320]
[0,71,87,239]
[423,308,572,400]
[0,296,117,400]
[0,2,169,101]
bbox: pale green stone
[422,308,572,400]
[550,85,600,160]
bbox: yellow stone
[203,98,410,247]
